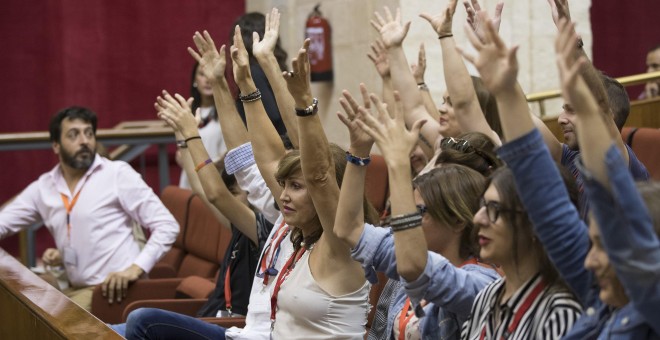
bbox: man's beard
[61,145,96,170]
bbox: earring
[193,82,198,88]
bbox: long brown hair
[275,144,379,250]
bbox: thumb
[411,119,428,135]
[252,31,260,45]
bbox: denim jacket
[351,225,498,339]
[499,129,660,339]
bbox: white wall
[247,0,592,148]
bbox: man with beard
[0,106,179,310]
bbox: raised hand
[155,90,198,138]
[458,11,519,95]
[338,84,374,151]
[371,7,411,48]
[410,43,427,84]
[252,7,280,59]
[555,19,586,97]
[230,25,252,87]
[463,0,504,43]
[283,39,313,107]
[367,39,391,78]
[420,0,458,36]
[355,92,426,166]
[188,31,227,82]
[547,0,572,28]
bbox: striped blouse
[461,274,582,340]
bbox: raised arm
[422,0,501,145]
[367,39,397,121]
[372,7,440,158]
[356,87,428,282]
[156,92,258,244]
[188,31,248,151]
[460,14,593,303]
[546,0,628,162]
[282,41,364,282]
[411,43,441,122]
[333,84,375,247]
[230,25,287,207]
[252,8,299,148]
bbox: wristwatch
[176,140,188,148]
[295,98,319,117]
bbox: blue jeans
[115,308,226,339]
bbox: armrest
[199,316,246,328]
[176,276,216,299]
[91,278,184,324]
[122,299,208,322]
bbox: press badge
[62,246,78,267]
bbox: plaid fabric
[224,142,255,175]
[367,279,402,340]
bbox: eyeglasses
[562,104,575,113]
[479,198,525,223]
[416,204,427,215]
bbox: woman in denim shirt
[461,14,659,339]
[332,85,498,339]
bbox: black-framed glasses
[479,198,525,223]
[416,204,428,215]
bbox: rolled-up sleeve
[350,224,398,284]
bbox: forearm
[494,84,535,141]
[387,159,427,281]
[441,38,492,138]
[240,78,287,198]
[334,145,371,247]
[419,86,440,122]
[573,76,613,185]
[256,54,299,147]
[211,79,249,151]
[388,47,442,144]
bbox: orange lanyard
[269,245,307,325]
[60,187,84,241]
[397,298,415,340]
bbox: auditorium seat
[622,127,660,180]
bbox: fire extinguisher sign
[305,5,333,81]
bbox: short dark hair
[600,74,630,131]
[49,106,98,143]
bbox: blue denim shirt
[499,129,660,339]
[351,224,498,339]
[565,145,660,339]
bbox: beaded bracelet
[239,89,262,103]
[195,158,212,172]
[346,151,371,166]
[390,211,423,232]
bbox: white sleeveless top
[272,250,371,339]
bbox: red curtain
[0,0,244,252]
[591,1,660,97]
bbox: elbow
[397,259,425,282]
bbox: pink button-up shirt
[0,155,179,287]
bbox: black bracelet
[390,212,422,232]
[438,33,453,39]
[346,151,371,166]
[295,98,319,117]
[239,89,262,102]
[184,136,202,144]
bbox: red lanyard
[479,278,547,340]
[223,246,239,315]
[60,182,87,240]
[269,245,307,325]
[258,221,289,285]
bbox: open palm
[371,7,410,48]
[252,8,280,59]
[189,31,226,81]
